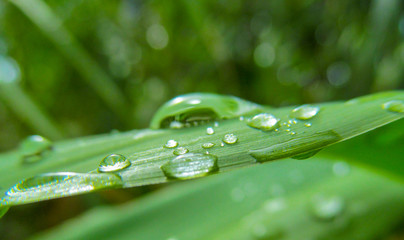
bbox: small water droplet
[161,153,218,179]
[169,121,184,129]
[285,129,291,132]
[382,100,404,113]
[98,154,131,172]
[220,142,225,147]
[206,127,215,135]
[214,121,219,127]
[309,195,345,221]
[332,162,351,177]
[223,133,238,144]
[1,172,122,205]
[290,105,320,120]
[20,135,53,164]
[304,122,312,127]
[289,131,296,135]
[247,113,279,131]
[264,198,286,213]
[173,147,189,155]
[164,139,178,148]
[202,142,215,149]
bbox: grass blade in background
[0,91,403,208]
[29,158,404,240]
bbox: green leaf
[29,158,404,240]
[0,91,403,208]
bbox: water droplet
[98,154,131,172]
[19,135,53,164]
[309,195,345,221]
[290,105,320,120]
[292,149,322,160]
[161,153,218,179]
[220,142,225,147]
[1,172,122,205]
[249,131,341,162]
[332,162,351,177]
[0,55,20,83]
[214,121,219,127]
[289,131,296,135]
[264,198,286,213]
[239,116,244,121]
[164,139,178,148]
[304,122,312,127]
[169,121,184,129]
[247,113,279,131]
[202,142,215,149]
[382,100,404,113]
[206,127,215,135]
[223,134,238,144]
[173,147,189,155]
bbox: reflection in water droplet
[247,113,279,131]
[20,135,53,164]
[206,127,215,135]
[304,122,312,127]
[161,153,218,179]
[332,162,351,177]
[164,139,178,148]
[309,195,345,221]
[98,154,131,172]
[223,134,238,144]
[382,100,404,113]
[202,142,215,149]
[290,105,320,120]
[173,147,189,155]
[1,172,122,206]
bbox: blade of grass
[29,158,404,240]
[0,91,403,207]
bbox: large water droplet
[20,135,53,164]
[382,100,404,113]
[249,131,341,162]
[98,154,131,172]
[161,153,218,179]
[1,172,122,206]
[223,133,238,144]
[173,147,189,155]
[247,113,279,131]
[290,105,320,120]
[164,139,178,148]
[309,195,345,221]
[202,142,215,149]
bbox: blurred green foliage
[0,0,403,239]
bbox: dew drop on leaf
[202,142,215,149]
[206,127,215,135]
[1,172,122,206]
[247,113,279,131]
[164,139,178,148]
[382,100,404,113]
[20,135,53,164]
[223,133,238,144]
[98,154,131,172]
[309,195,345,221]
[173,147,189,155]
[161,153,218,179]
[290,105,320,120]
